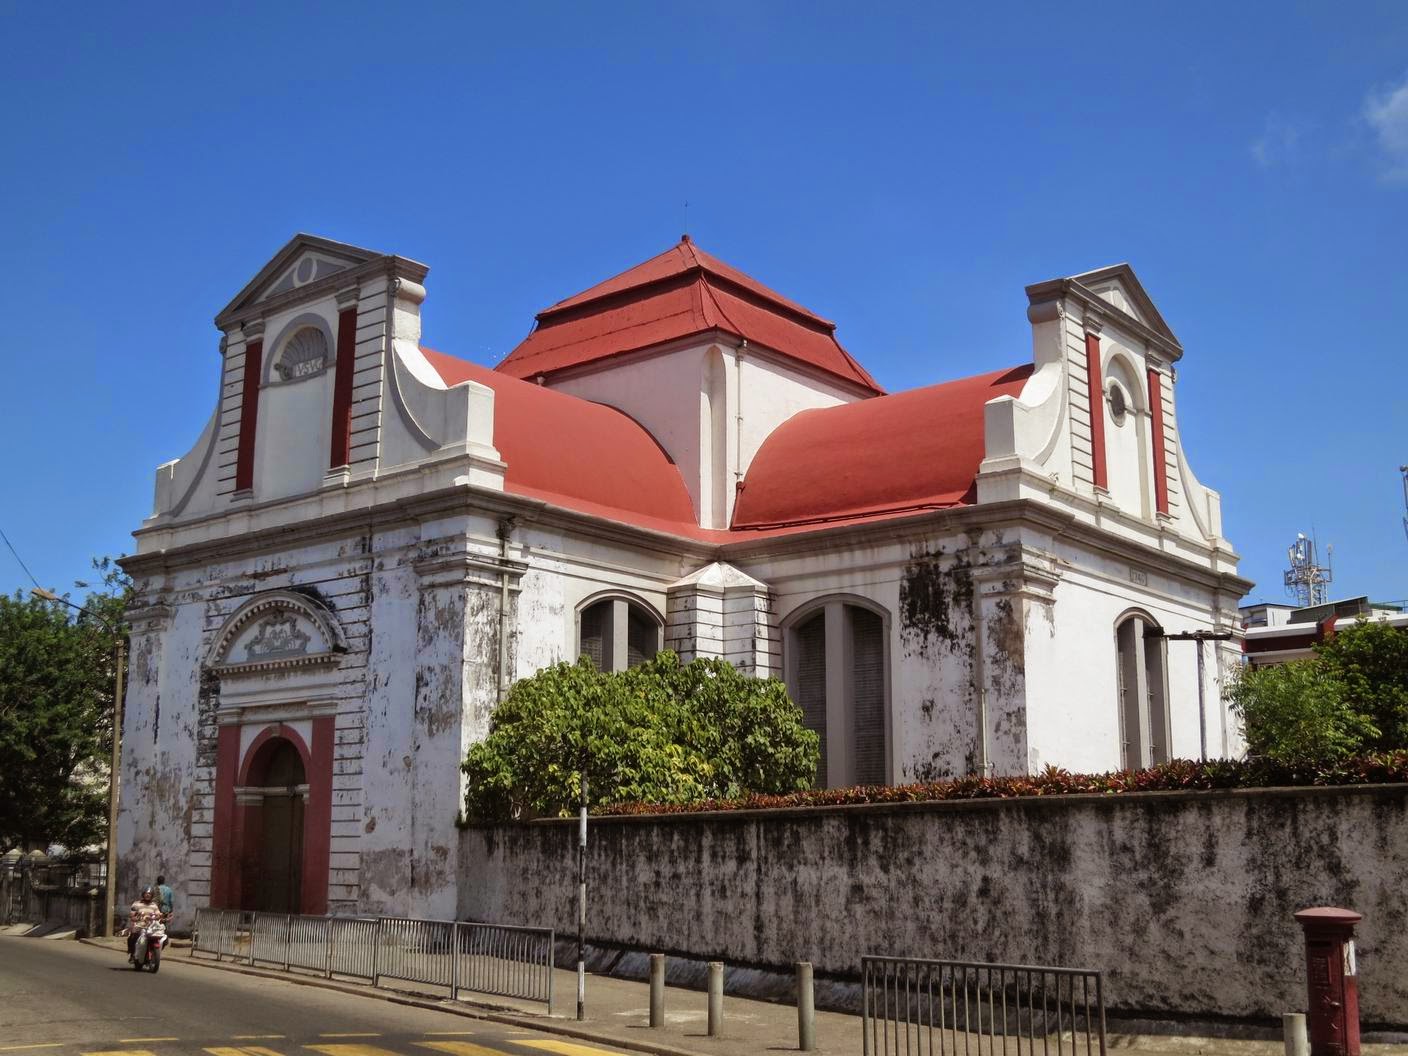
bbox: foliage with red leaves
[594,752,1408,817]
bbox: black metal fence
[862,956,1106,1056]
[0,855,105,933]
[193,908,554,1011]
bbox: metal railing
[862,957,1106,1056]
[193,908,553,1010]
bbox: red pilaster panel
[1147,367,1169,515]
[234,340,263,493]
[209,724,241,909]
[301,715,335,915]
[1084,332,1108,491]
[329,308,357,469]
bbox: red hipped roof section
[422,350,699,530]
[732,365,1035,530]
[495,237,883,395]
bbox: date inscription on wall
[1129,568,1149,586]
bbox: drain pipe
[734,340,747,492]
[496,516,516,702]
[972,597,990,775]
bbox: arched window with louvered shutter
[793,612,828,786]
[579,600,609,669]
[1115,610,1171,769]
[575,594,663,672]
[785,597,891,789]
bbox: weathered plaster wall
[119,513,507,927]
[460,786,1408,1027]
[1023,530,1240,774]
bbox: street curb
[76,938,715,1056]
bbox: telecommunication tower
[1283,532,1332,608]
[1400,465,1407,545]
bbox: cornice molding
[1025,277,1183,362]
[217,254,430,332]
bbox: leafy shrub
[1227,661,1376,766]
[461,651,819,823]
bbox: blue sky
[1,2,1405,606]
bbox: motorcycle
[129,919,168,973]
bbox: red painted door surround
[210,717,333,914]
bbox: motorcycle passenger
[127,886,164,958]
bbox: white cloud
[1250,113,1301,168]
[1365,71,1408,181]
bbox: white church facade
[118,234,1250,923]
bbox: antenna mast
[1283,532,1332,608]
[1400,465,1407,545]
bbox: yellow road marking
[206,1048,286,1056]
[420,1035,477,1039]
[516,1042,627,1056]
[306,1045,401,1056]
[231,1039,285,1042]
[121,1042,179,1045]
[0,1047,63,1053]
[84,1051,159,1056]
[415,1043,502,1056]
[317,1038,381,1041]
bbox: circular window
[1107,383,1128,426]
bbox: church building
[118,234,1250,923]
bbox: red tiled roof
[423,349,698,529]
[731,365,1035,530]
[496,237,883,395]
[425,348,1029,540]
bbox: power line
[0,524,42,590]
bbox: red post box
[1294,907,1362,1056]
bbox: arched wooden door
[250,738,305,913]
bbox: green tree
[0,560,130,852]
[1316,619,1408,751]
[1229,618,1408,766]
[462,651,820,823]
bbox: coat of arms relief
[244,613,312,661]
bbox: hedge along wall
[459,784,1408,1027]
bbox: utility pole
[576,769,588,1021]
[1157,630,1234,760]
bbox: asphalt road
[0,938,611,1056]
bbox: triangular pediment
[1069,263,1180,349]
[215,234,385,329]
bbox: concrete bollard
[649,953,666,1028]
[707,961,724,1037]
[1283,1013,1309,1056]
[797,962,815,1051]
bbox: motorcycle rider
[126,886,165,959]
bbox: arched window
[786,598,890,788]
[577,595,662,672]
[1115,612,1171,769]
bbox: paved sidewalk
[75,937,1404,1056]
